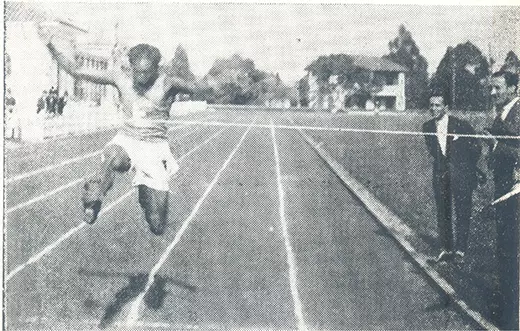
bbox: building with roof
[5,2,123,141]
[305,54,407,112]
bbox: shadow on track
[77,268,197,329]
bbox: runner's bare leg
[82,145,131,224]
[138,185,169,235]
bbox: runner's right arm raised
[40,28,120,86]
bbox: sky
[28,1,520,84]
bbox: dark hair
[492,70,519,92]
[429,91,449,108]
[128,44,161,67]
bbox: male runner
[40,28,195,235]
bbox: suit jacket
[422,115,482,190]
[489,99,520,195]
[490,99,520,165]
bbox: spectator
[46,87,58,116]
[37,90,48,114]
[422,94,484,264]
[486,70,520,330]
[5,88,18,139]
[57,91,68,116]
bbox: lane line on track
[270,119,307,331]
[291,118,498,331]
[5,123,210,216]
[6,178,84,215]
[159,119,520,140]
[5,125,229,282]
[124,118,256,327]
[4,125,189,185]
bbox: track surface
[5,111,474,330]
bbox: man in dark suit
[422,94,483,264]
[487,70,520,330]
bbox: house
[5,2,123,141]
[306,55,407,111]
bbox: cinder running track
[5,111,474,330]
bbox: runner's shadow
[78,268,196,329]
[98,273,147,329]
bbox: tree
[165,45,195,81]
[383,25,429,109]
[203,54,293,105]
[430,42,490,111]
[501,50,520,74]
[298,76,310,107]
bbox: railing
[19,100,209,142]
[19,101,123,142]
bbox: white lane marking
[6,191,132,281]
[5,125,188,185]
[5,124,210,216]
[174,126,201,140]
[5,126,228,282]
[177,128,225,162]
[5,151,102,184]
[159,119,520,140]
[270,119,307,331]
[6,178,84,215]
[124,118,256,327]
[294,122,499,331]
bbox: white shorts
[106,133,179,191]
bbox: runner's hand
[37,25,54,45]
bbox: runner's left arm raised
[164,75,197,97]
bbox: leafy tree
[204,54,293,105]
[298,76,310,107]
[165,45,195,81]
[430,42,490,111]
[383,25,429,109]
[501,50,520,74]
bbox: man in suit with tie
[422,94,483,264]
[487,70,520,330]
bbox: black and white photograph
[3,0,520,329]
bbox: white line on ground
[4,125,189,185]
[5,151,102,185]
[5,126,228,282]
[5,191,132,281]
[124,118,256,327]
[174,126,201,140]
[159,119,519,140]
[270,119,307,331]
[5,124,209,216]
[6,178,84,215]
[292,120,498,331]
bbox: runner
[40,27,195,235]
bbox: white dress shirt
[436,114,449,156]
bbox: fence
[18,100,210,142]
[19,101,123,142]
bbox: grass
[291,111,500,324]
